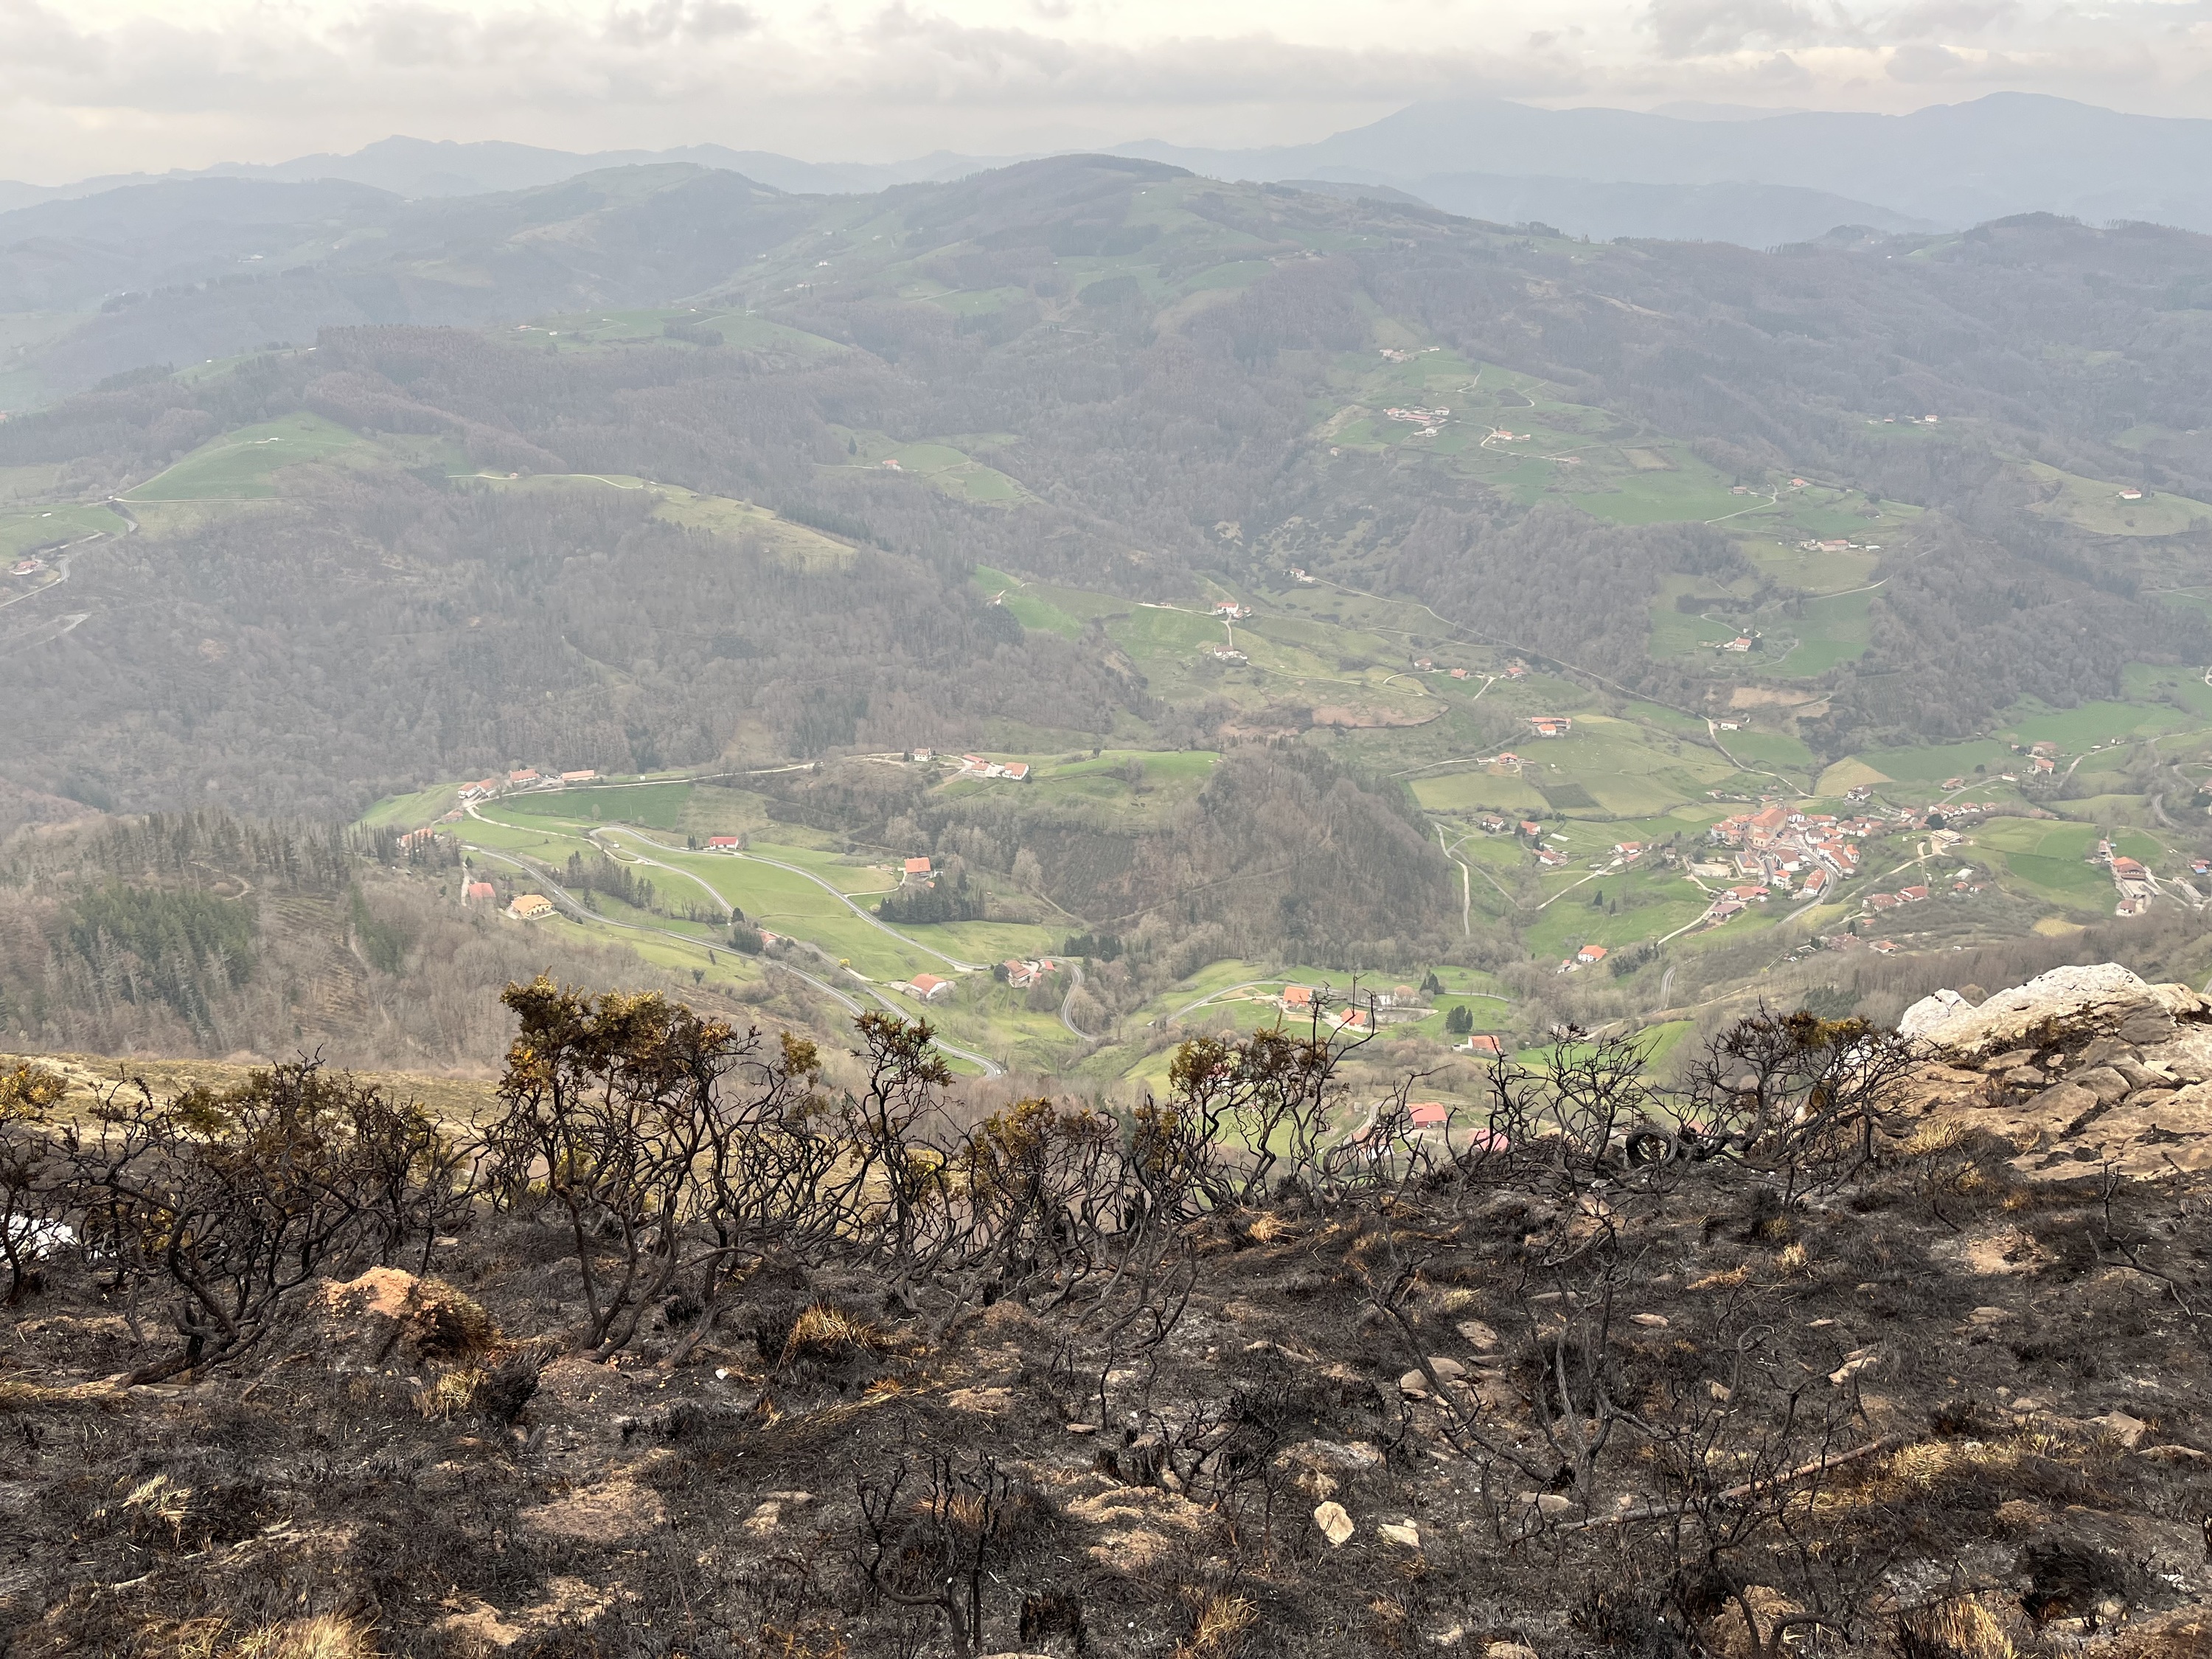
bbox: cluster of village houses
[2096,838,2208,915]
[891,957,1060,1004]
[897,750,1033,781]
[458,768,599,801]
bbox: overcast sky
[5,0,2211,182]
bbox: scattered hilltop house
[2112,856,2149,882]
[1942,776,1966,790]
[1478,814,1508,834]
[1518,821,1543,838]
[1867,892,1901,911]
[397,827,441,850]
[902,857,933,880]
[1493,752,1523,767]
[1723,637,1753,653]
[464,881,495,904]
[1461,1034,1504,1057]
[1528,716,1572,738]
[911,748,933,763]
[1789,477,1808,488]
[1001,958,1057,990]
[880,458,902,470]
[1899,884,1930,902]
[1407,1103,1449,1130]
[507,894,555,921]
[905,973,953,1003]
[707,835,741,851]
[1332,1007,1370,1032]
[508,769,540,787]
[2121,487,2144,501]
[1210,644,1248,665]
[9,557,44,577]
[2031,741,2059,758]
[1450,667,1469,680]
[560,770,597,785]
[1281,985,1315,1012]
[1289,567,1316,584]
[2031,756,2056,774]
[1001,762,1030,781]
[1613,842,1644,860]
[1506,661,1528,679]
[1213,600,1251,619]
[1573,944,1608,967]
[1536,848,1569,867]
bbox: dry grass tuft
[1903,1119,1970,1158]
[1896,1596,2018,1659]
[414,1366,485,1421]
[1177,1593,1259,1658]
[779,1301,885,1367]
[225,1614,379,1659]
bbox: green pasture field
[1412,770,1549,815]
[838,434,1029,504]
[1720,729,1818,773]
[1523,869,1711,960]
[1770,589,1874,675]
[1574,455,1746,524]
[0,465,69,505]
[499,783,695,832]
[2021,461,2212,538]
[1851,740,2017,782]
[1999,698,2194,750]
[2124,664,2212,720]
[2048,794,2159,829]
[360,784,463,831]
[0,502,127,559]
[902,919,1068,964]
[1972,819,2111,910]
[650,489,855,567]
[123,413,367,501]
[1745,543,1881,592]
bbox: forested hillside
[5,155,2212,1075]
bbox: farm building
[507,894,555,921]
[906,973,954,1003]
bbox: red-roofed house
[1001,762,1030,781]
[904,857,933,876]
[1574,944,1608,965]
[1408,1103,1449,1130]
[560,770,597,784]
[465,881,495,903]
[1462,1034,1503,1057]
[1281,985,1314,1009]
[508,769,540,786]
[1899,885,1929,902]
[907,973,953,1003]
[708,835,740,850]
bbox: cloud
[1646,0,1829,57]
[2,0,2212,184]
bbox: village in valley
[347,324,2212,1099]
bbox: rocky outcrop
[1900,964,2204,1061]
[1901,964,2212,1178]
